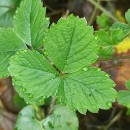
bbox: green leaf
[112,9,130,38]
[118,91,130,108]
[15,105,44,130]
[96,29,125,46]
[9,50,60,105]
[112,22,130,35]
[118,80,130,108]
[43,105,79,130]
[44,15,98,73]
[13,93,26,109]
[57,67,116,113]
[95,29,125,58]
[126,80,130,90]
[0,28,26,77]
[98,46,114,58]
[0,52,14,77]
[15,105,78,130]
[0,0,22,27]
[125,9,130,24]
[14,0,49,48]
[9,16,117,113]
[96,13,111,30]
[9,50,116,113]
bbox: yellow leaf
[115,37,130,54]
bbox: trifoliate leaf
[125,9,130,24]
[0,28,26,77]
[9,16,117,113]
[44,15,98,73]
[96,13,111,30]
[15,105,44,130]
[0,0,22,27]
[9,51,116,113]
[14,0,49,48]
[43,105,78,130]
[118,80,130,108]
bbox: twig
[98,55,130,62]
[103,111,123,130]
[88,0,119,22]
[63,9,70,18]
[101,62,123,70]
[109,107,116,120]
[88,0,100,25]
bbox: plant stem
[102,62,123,70]
[88,0,100,25]
[88,0,119,22]
[48,96,56,115]
[0,5,15,9]
[38,50,61,74]
[103,111,123,130]
[98,55,130,62]
[33,105,44,121]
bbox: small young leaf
[112,22,130,35]
[118,91,130,108]
[96,29,125,58]
[118,80,130,108]
[15,105,44,130]
[14,0,49,48]
[97,13,111,30]
[0,28,26,77]
[125,9,130,24]
[43,105,79,130]
[98,46,114,58]
[96,29,125,46]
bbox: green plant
[1,0,130,129]
[0,0,22,27]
